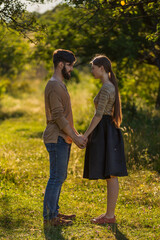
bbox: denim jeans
[43,136,71,220]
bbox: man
[43,49,86,226]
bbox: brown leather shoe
[50,217,73,226]
[57,213,76,220]
[91,216,116,225]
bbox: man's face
[62,62,74,80]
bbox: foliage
[0,25,32,97]
[0,79,10,97]
[65,0,160,64]
[0,0,47,40]
[1,1,160,108]
[35,0,160,107]
[0,0,46,23]
[122,108,160,172]
[0,26,30,78]
[119,63,160,107]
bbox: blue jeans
[43,136,71,220]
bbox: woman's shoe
[92,213,106,220]
[91,215,116,224]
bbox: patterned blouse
[94,82,115,117]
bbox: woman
[83,55,128,224]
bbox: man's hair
[53,49,76,68]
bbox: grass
[0,78,160,239]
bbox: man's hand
[65,136,72,144]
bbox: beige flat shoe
[91,215,116,225]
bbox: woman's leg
[92,177,119,221]
[105,177,119,218]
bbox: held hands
[74,134,88,149]
[65,135,87,147]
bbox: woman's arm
[84,86,110,140]
[84,114,102,138]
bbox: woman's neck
[101,72,110,84]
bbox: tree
[0,0,48,40]
[2,0,158,107]
[0,25,30,99]
[64,0,160,108]
[34,1,160,108]
[0,0,58,97]
[0,26,30,77]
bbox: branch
[76,6,100,30]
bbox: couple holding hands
[43,49,128,227]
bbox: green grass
[0,79,160,239]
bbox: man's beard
[62,65,71,80]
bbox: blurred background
[0,1,160,239]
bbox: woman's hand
[82,133,88,145]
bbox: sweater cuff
[95,111,103,118]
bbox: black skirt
[83,115,128,179]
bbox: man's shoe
[57,213,76,220]
[91,215,116,225]
[50,217,73,226]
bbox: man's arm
[49,85,86,148]
[63,124,86,148]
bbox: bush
[122,103,160,172]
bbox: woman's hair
[53,49,76,68]
[92,55,122,128]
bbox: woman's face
[91,64,102,79]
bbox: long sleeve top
[43,77,74,143]
[94,82,115,117]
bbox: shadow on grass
[43,226,65,240]
[115,227,129,240]
[0,110,25,121]
[0,195,25,232]
[0,215,25,230]
[104,224,129,240]
[15,129,43,139]
[27,131,43,139]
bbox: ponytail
[109,70,122,128]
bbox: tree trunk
[155,81,160,109]
[155,57,160,109]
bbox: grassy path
[0,82,159,239]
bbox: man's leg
[55,144,76,220]
[43,137,71,221]
[55,142,71,216]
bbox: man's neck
[52,70,64,82]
